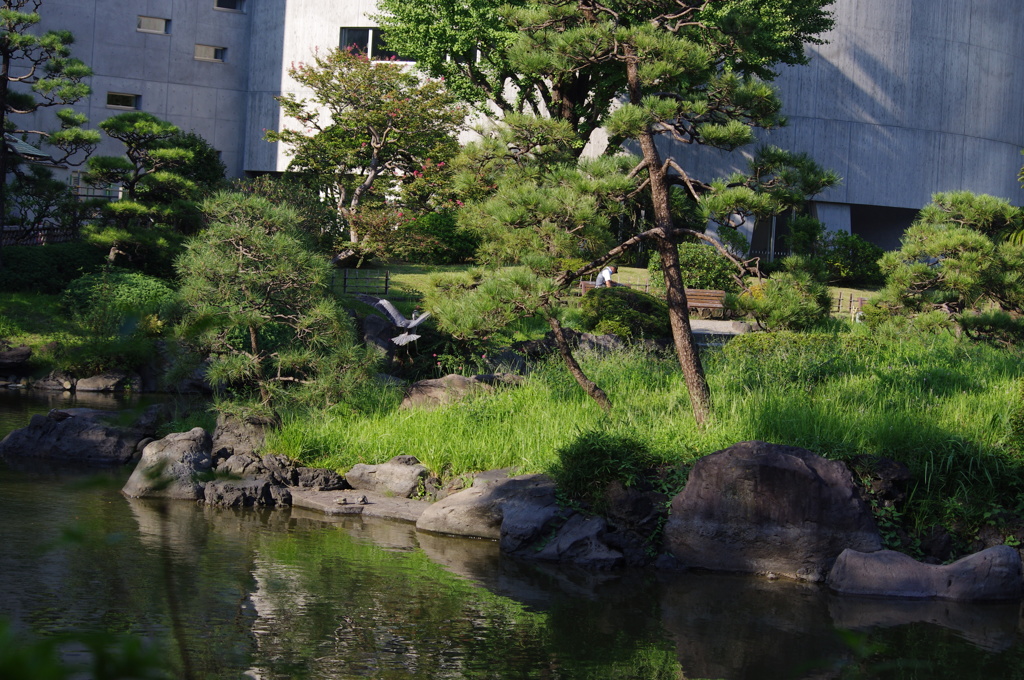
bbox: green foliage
[174,192,375,418]
[548,430,655,512]
[958,309,1024,347]
[399,212,479,264]
[232,173,339,248]
[43,330,158,376]
[4,165,92,239]
[648,242,741,294]
[453,119,632,267]
[578,287,671,340]
[916,191,1023,240]
[87,112,183,199]
[267,48,466,243]
[422,266,554,345]
[0,241,106,293]
[0,0,99,210]
[730,266,831,331]
[83,115,224,273]
[0,618,169,680]
[815,231,884,286]
[61,267,178,333]
[875,192,1024,341]
[783,215,884,286]
[721,330,872,390]
[80,219,185,279]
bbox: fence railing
[332,269,390,296]
[0,225,77,247]
[832,291,868,315]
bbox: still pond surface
[1,390,1023,679]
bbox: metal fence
[332,268,390,296]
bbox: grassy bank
[267,324,1024,547]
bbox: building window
[137,16,169,34]
[339,27,409,61]
[106,92,140,109]
[214,0,244,10]
[194,44,227,62]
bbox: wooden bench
[685,288,727,313]
[579,282,728,314]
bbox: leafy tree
[173,192,373,421]
[266,48,466,245]
[378,0,837,420]
[375,0,625,149]
[0,0,99,235]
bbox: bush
[398,212,479,264]
[0,242,106,294]
[817,232,884,286]
[578,287,671,340]
[63,268,177,317]
[729,269,831,331]
[647,242,740,295]
[548,430,655,512]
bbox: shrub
[578,287,671,340]
[817,231,884,286]
[62,268,178,319]
[729,269,831,331]
[647,242,740,295]
[398,212,479,264]
[0,242,106,294]
[548,430,655,512]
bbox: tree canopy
[174,192,373,420]
[421,0,837,422]
[0,0,99,229]
[266,49,466,244]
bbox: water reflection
[0,420,1022,678]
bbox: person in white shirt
[594,265,618,288]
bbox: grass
[266,323,1024,545]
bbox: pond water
[1,391,1023,679]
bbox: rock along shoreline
[1,406,1022,603]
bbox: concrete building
[23,0,1024,251]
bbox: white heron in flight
[355,294,431,346]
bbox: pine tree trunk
[626,47,712,425]
[546,314,612,412]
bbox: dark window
[214,0,244,10]
[340,27,370,55]
[339,27,410,61]
[106,92,140,109]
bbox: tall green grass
[267,328,1024,529]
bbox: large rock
[204,478,291,508]
[400,374,494,410]
[0,409,148,466]
[211,413,268,458]
[0,344,31,374]
[663,440,882,582]
[122,427,213,500]
[417,472,565,545]
[347,455,428,498]
[827,546,1024,601]
[76,370,142,393]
